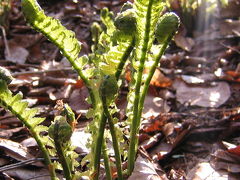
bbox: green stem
[102,141,112,180]
[53,123,72,180]
[137,43,169,128]
[31,130,58,180]
[93,35,135,180]
[1,101,58,180]
[93,113,107,180]
[115,39,135,81]
[127,0,154,175]
[102,97,123,180]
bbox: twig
[0,25,10,57]
[12,68,73,77]
[0,158,45,171]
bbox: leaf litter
[1,0,240,179]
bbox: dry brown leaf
[142,94,170,119]
[220,20,240,36]
[5,41,29,64]
[68,87,90,114]
[126,69,172,88]
[0,127,25,139]
[174,32,194,51]
[173,79,230,108]
[128,155,166,180]
[71,130,91,154]
[149,69,172,88]
[220,0,240,19]
[187,161,229,180]
[0,138,34,162]
[4,168,52,180]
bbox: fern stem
[102,97,123,180]
[102,141,112,180]
[0,100,57,180]
[54,141,72,180]
[93,37,135,180]
[53,124,72,180]
[93,112,107,180]
[30,129,58,180]
[137,43,169,128]
[127,0,154,175]
[115,39,135,81]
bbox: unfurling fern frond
[96,5,135,76]
[0,76,57,179]
[155,12,180,44]
[0,82,45,132]
[133,0,164,63]
[127,0,179,175]
[21,0,88,72]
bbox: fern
[0,75,58,179]
[133,0,164,62]
[21,0,95,106]
[21,0,81,66]
[48,116,74,180]
[20,0,180,178]
[127,0,179,175]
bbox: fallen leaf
[0,138,34,162]
[140,133,162,150]
[211,149,240,176]
[4,168,52,180]
[0,127,25,139]
[71,130,91,154]
[128,155,165,180]
[148,69,172,88]
[4,41,29,64]
[220,0,240,19]
[181,75,205,84]
[0,172,14,180]
[187,161,229,180]
[228,145,240,156]
[142,116,167,133]
[173,79,230,108]
[181,74,216,85]
[174,32,194,51]
[21,137,38,148]
[126,69,172,88]
[220,19,240,36]
[68,87,90,114]
[142,94,170,119]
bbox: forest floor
[0,0,240,179]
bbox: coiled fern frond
[133,0,164,63]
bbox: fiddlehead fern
[49,116,73,180]
[20,0,180,179]
[127,0,165,174]
[127,1,179,175]
[0,67,58,180]
[21,0,96,107]
[21,0,81,65]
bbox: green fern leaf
[0,80,57,177]
[100,8,116,36]
[21,0,82,68]
[0,81,46,130]
[133,0,164,62]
